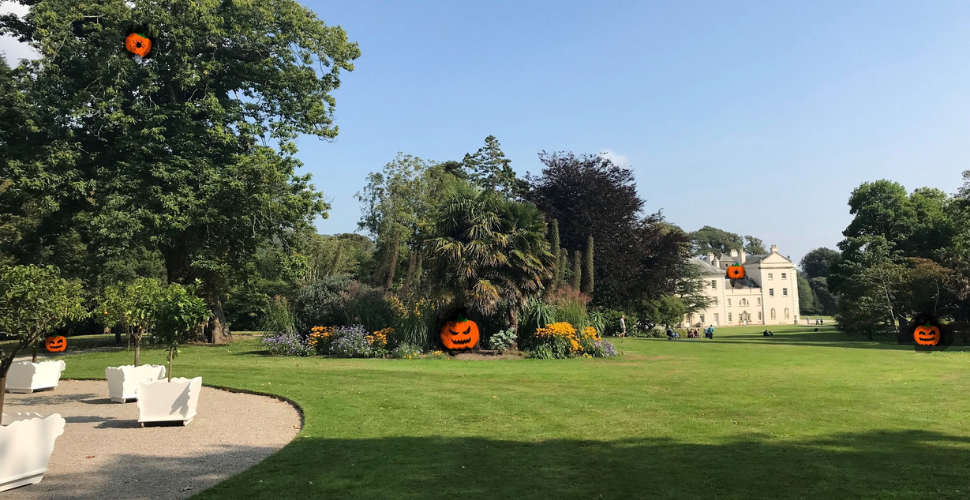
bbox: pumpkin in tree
[124,25,154,59]
[726,262,745,280]
[440,317,479,350]
[45,336,67,353]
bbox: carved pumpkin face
[440,319,479,350]
[125,32,152,58]
[914,323,940,346]
[45,335,67,353]
[726,262,745,280]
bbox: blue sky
[3,1,969,263]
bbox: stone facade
[682,244,800,327]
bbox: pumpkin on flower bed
[440,317,479,350]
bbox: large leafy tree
[426,183,552,334]
[800,247,840,279]
[689,226,766,256]
[0,0,360,343]
[526,151,691,309]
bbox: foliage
[800,247,840,279]
[293,274,354,332]
[425,182,552,332]
[341,281,396,333]
[330,325,374,358]
[486,328,517,352]
[797,273,819,315]
[387,294,438,350]
[642,295,687,327]
[391,342,422,360]
[545,286,590,329]
[521,299,557,339]
[689,226,766,256]
[582,236,595,294]
[571,250,582,291]
[307,326,336,355]
[461,136,528,198]
[549,219,562,290]
[527,152,692,309]
[0,0,361,343]
[0,265,86,389]
[261,295,297,336]
[528,322,612,359]
[97,277,165,366]
[261,333,315,357]
[151,282,211,380]
[809,277,838,316]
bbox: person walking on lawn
[620,315,627,337]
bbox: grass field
[49,323,970,499]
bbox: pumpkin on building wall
[440,317,480,350]
[726,262,745,280]
[914,323,941,346]
[45,335,67,353]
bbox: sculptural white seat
[137,377,202,426]
[105,364,166,403]
[0,413,66,492]
[5,360,66,394]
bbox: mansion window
[728,312,732,322]
[727,299,731,307]
[711,280,717,290]
[781,273,787,279]
[770,308,776,319]
[767,273,773,280]
[783,288,788,296]
[785,308,790,319]
[711,298,718,306]
[700,314,705,323]
[714,313,719,324]
[758,312,763,320]
[769,289,774,297]
[757,298,761,305]
[740,298,748,306]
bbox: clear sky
[3,1,969,264]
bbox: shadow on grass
[190,430,970,500]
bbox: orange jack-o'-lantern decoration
[45,336,67,353]
[726,262,745,280]
[914,323,941,346]
[125,32,152,58]
[440,317,479,350]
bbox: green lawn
[53,323,970,499]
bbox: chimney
[729,249,738,258]
[770,244,778,254]
[707,252,717,268]
[739,248,746,263]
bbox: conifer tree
[583,236,595,294]
[550,219,561,289]
[572,250,582,290]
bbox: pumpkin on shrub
[440,317,479,350]
[914,323,941,346]
[726,262,745,280]
[45,335,67,353]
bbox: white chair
[5,360,66,393]
[105,365,166,403]
[136,377,202,426]
[0,413,66,492]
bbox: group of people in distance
[667,325,715,340]
[806,316,825,326]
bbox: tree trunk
[405,251,417,289]
[207,295,232,344]
[32,345,37,363]
[509,307,520,350]
[0,377,6,417]
[133,334,141,367]
[167,348,173,382]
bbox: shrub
[486,327,517,352]
[307,325,336,355]
[546,286,590,327]
[425,350,449,359]
[527,344,554,359]
[262,333,315,357]
[261,295,296,336]
[530,322,614,359]
[293,274,353,331]
[592,339,618,357]
[392,342,422,359]
[341,281,395,332]
[330,324,374,358]
[367,327,394,358]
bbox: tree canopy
[690,226,766,256]
[0,0,361,342]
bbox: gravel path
[4,380,302,500]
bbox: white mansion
[682,244,800,327]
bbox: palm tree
[426,183,553,334]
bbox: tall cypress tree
[571,250,582,290]
[550,219,561,290]
[557,248,568,289]
[583,236,594,294]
